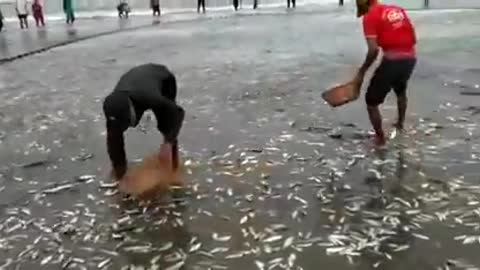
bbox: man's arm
[359,37,379,77]
[357,12,380,82]
[106,126,127,179]
[151,96,185,169]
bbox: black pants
[18,14,28,29]
[152,4,160,16]
[233,0,239,10]
[366,57,416,106]
[253,0,258,9]
[117,3,129,18]
[197,0,205,13]
[0,20,3,31]
[66,11,75,24]
[287,0,295,8]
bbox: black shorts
[152,5,160,12]
[18,14,27,19]
[365,57,416,106]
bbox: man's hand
[111,165,127,180]
[159,140,179,170]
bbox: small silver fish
[225,252,245,259]
[76,175,96,182]
[123,245,152,253]
[462,236,478,245]
[240,215,248,224]
[158,242,174,252]
[255,260,265,270]
[99,182,118,188]
[43,184,74,194]
[97,258,111,269]
[40,255,53,265]
[189,242,202,253]
[283,237,294,249]
[288,253,297,267]
[270,224,288,232]
[212,233,232,242]
[412,233,430,241]
[104,189,118,196]
[210,247,229,254]
[165,261,185,270]
[263,235,283,243]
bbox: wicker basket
[322,80,361,107]
[119,146,182,198]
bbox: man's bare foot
[374,134,386,146]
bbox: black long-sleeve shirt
[103,63,185,178]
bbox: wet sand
[0,7,479,270]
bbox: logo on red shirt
[363,4,416,58]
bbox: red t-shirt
[363,4,417,59]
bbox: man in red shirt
[354,0,417,145]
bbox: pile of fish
[0,112,480,269]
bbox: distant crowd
[0,0,345,31]
[0,0,73,30]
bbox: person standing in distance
[151,0,161,16]
[197,0,206,13]
[354,0,417,145]
[103,64,185,180]
[0,8,4,32]
[15,0,29,29]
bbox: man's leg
[367,105,385,145]
[394,92,407,130]
[392,58,416,130]
[365,59,392,145]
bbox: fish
[225,251,245,259]
[99,250,119,257]
[270,224,288,232]
[462,236,478,245]
[288,253,297,267]
[42,183,74,194]
[97,258,111,269]
[189,242,202,253]
[255,260,265,270]
[210,247,229,254]
[412,233,430,241]
[76,175,96,182]
[99,182,118,188]
[240,215,249,224]
[263,235,283,243]
[212,233,232,242]
[123,245,152,253]
[165,261,185,270]
[158,242,174,252]
[40,255,53,265]
[283,237,294,249]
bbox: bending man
[103,64,185,179]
